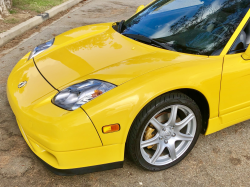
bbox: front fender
[82,56,223,146]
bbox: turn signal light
[102,124,120,134]
[92,90,103,98]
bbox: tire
[126,92,202,171]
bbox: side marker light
[102,124,120,134]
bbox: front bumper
[6,53,124,174]
[13,116,124,172]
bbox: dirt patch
[0,128,9,141]
[85,6,128,18]
[0,0,88,52]
[229,157,242,166]
[0,119,22,137]
[0,156,11,168]
[212,147,220,154]
[0,138,17,151]
[0,156,33,177]
[0,10,35,34]
[243,155,250,161]
[0,0,71,34]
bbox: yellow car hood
[34,23,206,89]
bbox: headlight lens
[52,80,116,111]
[28,38,55,60]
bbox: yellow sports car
[7,0,250,175]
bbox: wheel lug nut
[163,128,166,131]
[164,140,168,144]
[172,133,176,137]
[159,136,163,140]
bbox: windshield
[122,0,250,56]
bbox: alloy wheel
[140,105,197,166]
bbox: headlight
[52,80,116,111]
[28,38,55,60]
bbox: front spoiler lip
[37,155,123,176]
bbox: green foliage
[9,9,17,14]
[13,0,67,13]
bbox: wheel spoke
[141,134,160,148]
[166,139,176,160]
[140,103,197,166]
[150,118,163,132]
[175,113,194,131]
[176,133,193,141]
[165,105,178,126]
[150,142,165,164]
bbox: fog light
[102,124,120,134]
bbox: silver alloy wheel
[140,105,197,166]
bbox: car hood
[34,23,206,89]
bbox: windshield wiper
[123,34,175,51]
[118,20,125,33]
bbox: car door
[220,18,250,127]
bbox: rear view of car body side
[6,0,250,175]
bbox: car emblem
[18,81,27,88]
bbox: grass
[4,18,19,24]
[9,9,17,14]
[13,0,68,13]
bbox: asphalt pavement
[0,0,250,186]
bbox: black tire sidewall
[130,95,202,171]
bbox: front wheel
[126,92,202,171]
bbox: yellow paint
[18,121,124,169]
[242,44,250,59]
[205,10,250,135]
[7,2,250,170]
[82,55,223,144]
[7,54,102,152]
[136,5,145,14]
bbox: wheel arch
[126,88,210,145]
[177,89,210,134]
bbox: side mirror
[136,5,145,14]
[242,46,250,60]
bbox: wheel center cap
[160,127,173,139]
[165,131,171,136]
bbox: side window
[245,22,250,46]
[229,20,250,54]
